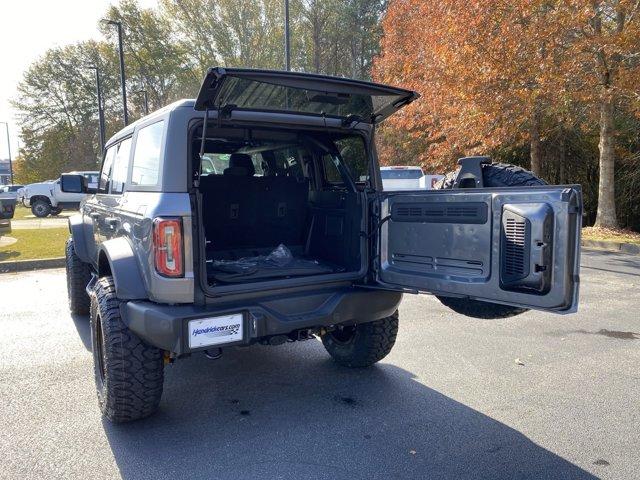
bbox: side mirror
[60,174,86,193]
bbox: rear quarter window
[132,121,164,186]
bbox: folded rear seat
[199,153,309,254]
[261,175,309,248]
[199,174,258,251]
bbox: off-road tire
[31,199,51,218]
[50,207,63,216]
[437,162,546,189]
[435,162,545,319]
[321,311,399,367]
[65,238,91,315]
[91,276,164,423]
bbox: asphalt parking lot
[1,249,638,480]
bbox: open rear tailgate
[194,67,419,124]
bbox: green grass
[11,206,32,220]
[0,227,69,261]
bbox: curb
[0,257,65,274]
[581,239,640,255]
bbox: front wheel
[91,276,164,423]
[436,162,545,319]
[321,311,399,367]
[31,199,51,218]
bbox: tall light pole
[103,19,129,126]
[137,87,149,115]
[84,66,106,155]
[284,0,291,71]
[0,122,13,185]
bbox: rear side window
[132,121,164,186]
[320,135,369,187]
[335,136,369,182]
[322,154,343,184]
[271,148,303,178]
[111,138,132,194]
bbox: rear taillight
[153,217,184,277]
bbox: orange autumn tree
[375,0,640,228]
[374,0,564,176]
[545,1,640,228]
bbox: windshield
[381,169,423,180]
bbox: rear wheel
[31,199,51,218]
[91,276,164,423]
[65,238,91,315]
[436,163,546,319]
[321,311,399,367]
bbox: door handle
[105,217,120,227]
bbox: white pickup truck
[380,166,444,191]
[22,171,98,217]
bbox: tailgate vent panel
[391,202,488,224]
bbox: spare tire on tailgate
[435,163,546,319]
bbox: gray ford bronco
[62,68,582,423]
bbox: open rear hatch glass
[194,67,419,124]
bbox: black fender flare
[97,237,148,300]
[68,214,92,264]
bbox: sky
[0,0,158,164]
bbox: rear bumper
[120,287,402,355]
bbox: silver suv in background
[62,68,582,423]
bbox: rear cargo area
[193,126,366,287]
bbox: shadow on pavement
[101,341,598,480]
[71,314,92,351]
